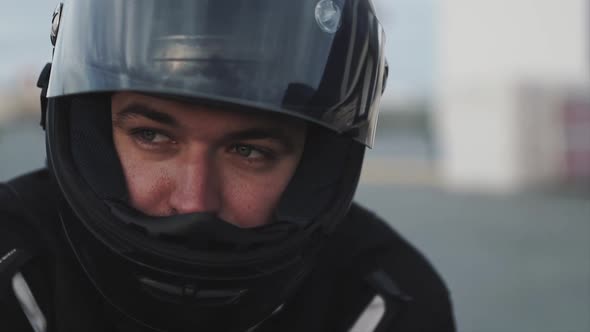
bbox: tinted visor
[48,0,386,146]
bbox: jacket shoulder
[272,202,455,332]
[0,168,54,247]
[0,170,57,331]
[2,168,55,205]
[343,202,449,291]
[1,168,57,241]
[340,202,456,331]
[1,168,57,221]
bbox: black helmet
[43,0,387,331]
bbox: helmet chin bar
[59,199,311,332]
[104,200,302,252]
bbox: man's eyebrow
[225,128,296,151]
[114,104,179,127]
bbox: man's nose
[167,156,221,215]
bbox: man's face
[111,92,306,228]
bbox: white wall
[435,0,590,191]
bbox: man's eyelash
[129,128,173,144]
[230,144,277,160]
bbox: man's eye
[231,145,265,159]
[135,129,171,143]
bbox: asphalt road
[355,184,590,332]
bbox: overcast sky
[0,0,434,100]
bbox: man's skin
[111,92,307,228]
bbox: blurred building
[434,0,590,192]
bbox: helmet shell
[48,0,387,146]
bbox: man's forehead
[111,92,306,129]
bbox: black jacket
[0,170,455,332]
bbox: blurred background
[0,0,589,331]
